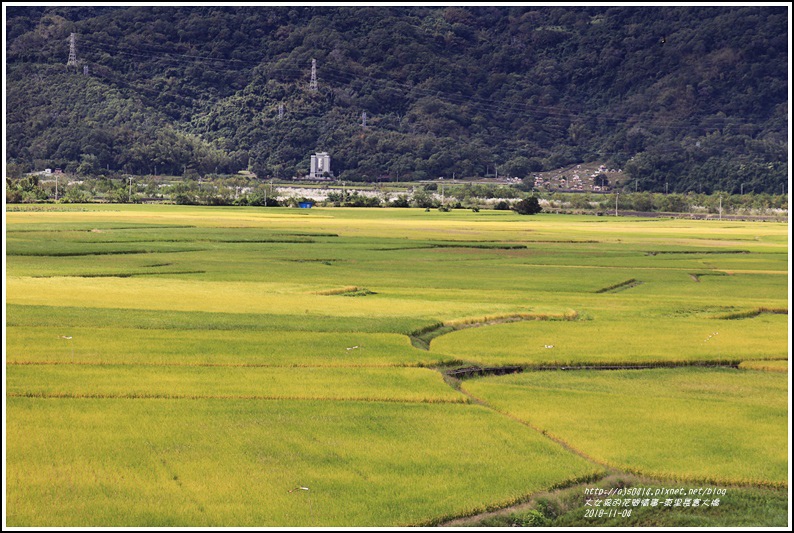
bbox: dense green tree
[513,196,543,215]
[5,6,787,193]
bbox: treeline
[5,6,788,193]
[552,191,788,215]
[6,175,787,216]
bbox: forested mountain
[5,6,789,193]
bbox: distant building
[310,152,331,179]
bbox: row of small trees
[6,175,787,215]
[545,191,788,214]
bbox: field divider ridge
[409,310,579,350]
[7,391,470,404]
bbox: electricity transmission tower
[309,58,318,91]
[361,111,367,128]
[278,103,284,120]
[66,33,79,68]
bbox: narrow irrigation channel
[442,359,741,380]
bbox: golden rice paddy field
[4,204,790,526]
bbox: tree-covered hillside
[5,6,789,193]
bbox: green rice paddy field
[4,205,790,526]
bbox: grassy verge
[448,474,789,527]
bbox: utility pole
[128,177,133,203]
[309,58,318,91]
[719,194,722,221]
[441,178,444,205]
[615,192,619,217]
[55,174,58,201]
[67,33,78,68]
